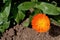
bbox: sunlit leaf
[0,1,11,33]
[15,10,25,23]
[18,2,35,10]
[35,2,60,15]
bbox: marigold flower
[31,13,50,32]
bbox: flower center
[36,19,46,28]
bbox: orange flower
[31,13,50,32]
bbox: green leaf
[3,0,7,3]
[57,7,60,12]
[18,2,35,10]
[0,1,11,21]
[34,8,41,15]
[0,1,11,33]
[0,21,10,33]
[15,10,25,23]
[50,18,60,26]
[0,29,5,33]
[3,0,11,3]
[22,18,29,27]
[3,1,11,17]
[31,0,38,2]
[50,15,60,26]
[29,8,41,22]
[35,2,60,15]
[2,21,10,29]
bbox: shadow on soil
[49,24,60,37]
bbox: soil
[0,19,60,40]
[0,24,60,40]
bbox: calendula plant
[0,0,60,33]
